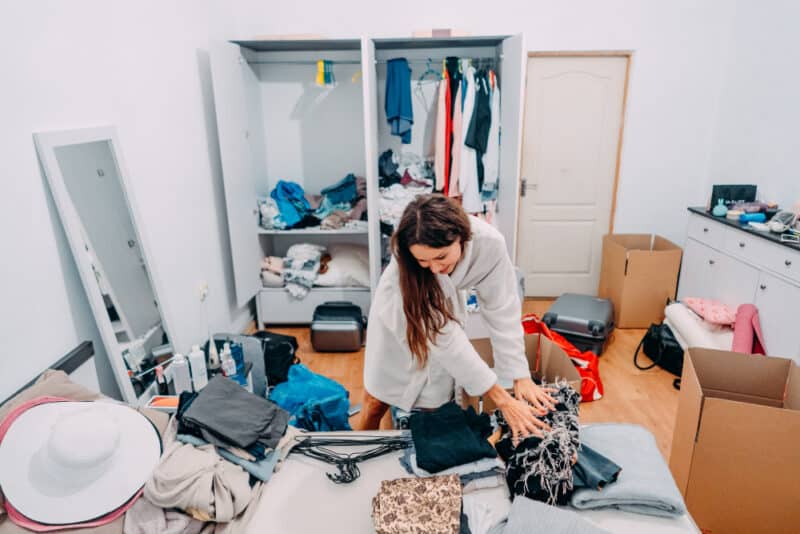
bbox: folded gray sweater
[570,424,687,517]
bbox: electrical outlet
[199,282,209,302]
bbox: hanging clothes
[434,73,450,191]
[445,57,462,192]
[481,70,501,204]
[448,79,464,197]
[459,62,482,213]
[465,70,492,191]
[385,58,413,144]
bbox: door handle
[739,242,746,248]
[703,228,709,233]
[760,284,767,290]
[519,179,538,197]
[708,259,715,265]
[127,240,136,248]
[786,260,793,267]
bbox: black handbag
[634,323,684,389]
[252,330,300,386]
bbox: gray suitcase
[310,302,365,352]
[542,293,615,355]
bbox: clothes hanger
[414,58,439,108]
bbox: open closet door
[497,34,526,262]
[209,42,265,308]
[361,37,382,293]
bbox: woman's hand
[485,383,550,445]
[513,377,557,415]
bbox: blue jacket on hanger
[385,58,413,144]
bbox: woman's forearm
[484,382,513,410]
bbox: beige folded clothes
[144,442,252,523]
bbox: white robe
[363,216,529,411]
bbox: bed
[246,431,700,534]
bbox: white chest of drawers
[678,210,800,363]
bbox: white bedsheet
[244,431,698,534]
[664,303,733,351]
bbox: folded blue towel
[385,58,413,144]
[570,424,687,518]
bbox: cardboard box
[598,234,682,328]
[669,348,800,534]
[461,334,581,412]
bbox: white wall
[228,0,738,245]
[0,1,245,400]
[6,0,781,399]
[708,0,800,211]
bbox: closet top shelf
[258,227,368,235]
[373,36,509,49]
[232,39,361,52]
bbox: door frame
[515,51,632,265]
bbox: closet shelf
[232,39,361,52]
[259,286,370,293]
[258,227,368,235]
[373,36,509,50]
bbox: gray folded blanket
[502,496,610,534]
[570,424,686,517]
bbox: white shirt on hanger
[460,65,482,213]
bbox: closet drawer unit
[758,240,800,284]
[687,214,729,248]
[256,287,371,325]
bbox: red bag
[522,313,604,402]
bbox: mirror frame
[34,126,174,404]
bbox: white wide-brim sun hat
[0,401,161,525]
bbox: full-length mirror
[34,127,173,403]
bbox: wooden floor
[250,298,680,460]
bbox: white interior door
[361,37,381,293]
[496,34,526,261]
[518,55,628,296]
[210,42,265,308]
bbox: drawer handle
[739,242,746,248]
[786,260,793,267]
[703,228,709,233]
[760,284,767,290]
[708,259,715,265]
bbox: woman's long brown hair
[391,194,472,367]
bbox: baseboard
[231,306,254,335]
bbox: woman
[359,194,555,441]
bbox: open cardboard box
[669,348,800,533]
[598,234,682,328]
[461,333,581,413]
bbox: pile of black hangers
[291,435,412,484]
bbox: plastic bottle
[188,344,208,391]
[220,342,236,377]
[171,353,193,395]
[207,336,220,370]
[155,365,169,395]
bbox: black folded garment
[177,375,289,451]
[573,444,621,491]
[409,402,497,473]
